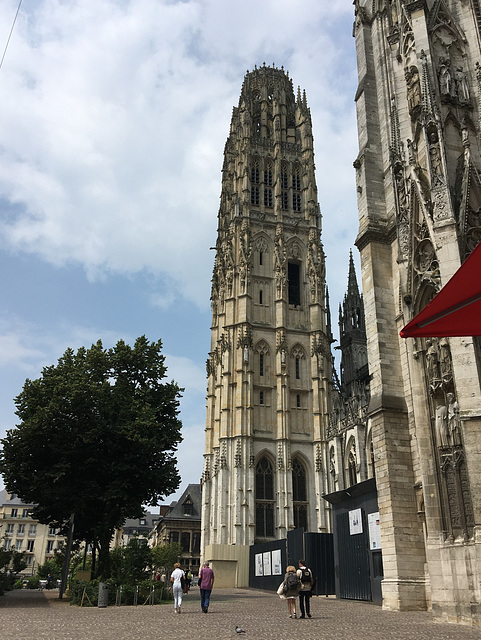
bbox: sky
[0,0,360,508]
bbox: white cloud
[0,0,358,312]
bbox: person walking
[279,565,301,618]
[198,561,215,613]
[297,559,314,618]
[170,562,185,614]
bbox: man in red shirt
[198,562,215,613]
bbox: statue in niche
[429,133,444,186]
[243,345,249,364]
[439,337,452,380]
[438,57,452,97]
[447,393,462,446]
[405,66,421,116]
[455,67,469,103]
[425,338,440,382]
[435,401,449,448]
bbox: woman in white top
[170,563,185,613]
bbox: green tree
[110,538,153,586]
[151,542,183,574]
[0,544,27,594]
[0,336,183,578]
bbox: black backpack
[301,568,311,585]
[285,572,300,591]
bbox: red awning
[400,241,481,338]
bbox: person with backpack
[279,565,302,618]
[297,559,314,618]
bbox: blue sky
[0,0,360,506]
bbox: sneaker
[289,615,292,618]
[293,613,297,618]
[204,607,208,613]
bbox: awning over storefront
[400,241,481,338]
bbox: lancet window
[292,457,308,530]
[255,457,275,538]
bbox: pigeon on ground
[235,625,246,633]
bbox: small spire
[326,286,332,340]
[347,249,359,297]
[303,89,307,108]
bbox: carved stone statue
[405,66,421,116]
[425,338,440,382]
[447,393,461,446]
[438,57,452,97]
[455,67,469,103]
[429,134,444,186]
[439,337,452,380]
[435,402,449,448]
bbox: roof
[162,484,201,521]
[122,512,159,531]
[0,489,34,507]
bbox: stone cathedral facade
[201,66,333,569]
[352,0,481,625]
[201,0,481,624]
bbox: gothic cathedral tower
[353,0,481,624]
[201,65,332,578]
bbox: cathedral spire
[347,249,360,299]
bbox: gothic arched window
[255,457,274,538]
[292,458,308,530]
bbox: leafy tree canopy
[151,542,183,573]
[0,336,183,577]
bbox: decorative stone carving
[234,439,242,468]
[238,219,252,293]
[438,337,452,382]
[428,132,444,187]
[307,228,324,303]
[394,167,411,258]
[277,442,284,470]
[405,66,421,118]
[220,441,227,469]
[447,393,461,446]
[276,330,287,368]
[274,224,286,298]
[435,400,449,448]
[425,338,441,386]
[438,56,453,98]
[315,444,322,472]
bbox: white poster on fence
[255,553,263,576]
[272,549,282,575]
[263,552,272,576]
[368,511,382,550]
[349,508,363,535]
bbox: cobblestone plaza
[1,588,480,640]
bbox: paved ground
[0,587,480,640]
